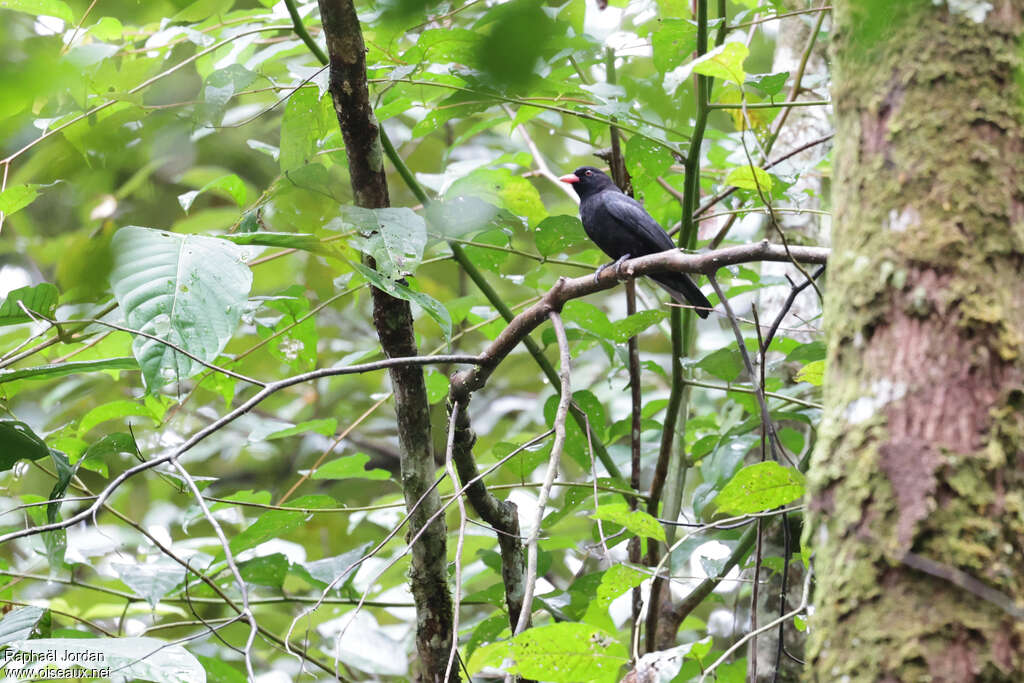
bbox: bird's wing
[601,192,677,255]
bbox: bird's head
[559,166,618,199]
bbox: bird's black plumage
[560,166,712,318]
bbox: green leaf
[796,358,824,386]
[786,340,826,363]
[424,370,449,404]
[726,165,774,192]
[468,622,628,683]
[197,655,247,683]
[0,283,58,325]
[626,134,674,180]
[265,418,337,440]
[714,461,806,515]
[696,347,743,382]
[178,174,248,213]
[110,561,186,608]
[426,197,524,238]
[109,226,253,389]
[592,503,666,542]
[171,0,234,23]
[401,27,478,65]
[78,399,156,437]
[88,16,123,40]
[611,310,667,342]
[310,453,391,481]
[238,553,289,588]
[461,228,510,273]
[534,215,588,256]
[78,432,138,476]
[351,262,452,345]
[196,64,258,125]
[582,565,647,630]
[0,0,72,21]
[0,184,42,215]
[224,495,334,557]
[651,19,698,73]
[0,357,137,384]
[561,300,614,340]
[222,231,330,254]
[343,206,428,278]
[691,41,749,85]
[447,167,546,227]
[4,637,204,683]
[259,285,318,370]
[0,606,47,645]
[748,71,790,96]
[0,420,50,471]
[279,86,328,171]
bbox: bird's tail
[650,273,713,319]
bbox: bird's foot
[593,262,609,284]
[613,254,631,280]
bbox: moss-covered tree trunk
[806,1,1024,680]
[316,1,455,680]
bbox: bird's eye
[584,170,592,176]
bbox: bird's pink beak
[559,174,579,184]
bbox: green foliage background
[0,0,829,680]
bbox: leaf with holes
[109,226,253,389]
[714,461,806,515]
[343,206,427,278]
[468,622,628,683]
[592,503,666,542]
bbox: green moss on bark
[806,2,1024,680]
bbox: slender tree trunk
[806,2,1024,681]
[316,1,455,680]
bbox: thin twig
[444,402,468,682]
[514,309,572,635]
[698,563,813,682]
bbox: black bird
[560,166,712,318]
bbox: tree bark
[806,2,1024,681]
[316,1,455,680]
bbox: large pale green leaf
[109,226,253,389]
[110,561,186,608]
[0,607,47,646]
[714,461,806,515]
